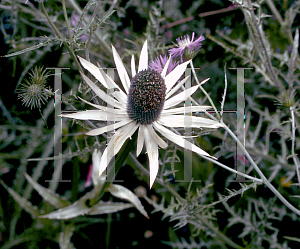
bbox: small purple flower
[148,55,179,75]
[168,32,205,62]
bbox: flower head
[17,66,51,109]
[275,89,297,108]
[127,69,166,124]
[169,32,205,62]
[62,40,223,188]
[148,55,179,75]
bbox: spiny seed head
[275,89,297,108]
[127,69,166,125]
[17,66,51,109]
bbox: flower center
[127,69,166,125]
[28,84,43,96]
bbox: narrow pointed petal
[153,122,215,158]
[138,40,148,72]
[161,56,171,78]
[86,119,133,136]
[131,55,136,77]
[78,56,108,88]
[98,122,138,176]
[96,62,128,104]
[165,75,190,99]
[78,97,127,114]
[143,126,159,188]
[80,72,124,109]
[158,115,224,128]
[136,125,144,156]
[146,124,167,148]
[165,60,191,92]
[61,110,126,121]
[161,106,212,115]
[164,85,200,110]
[111,44,131,93]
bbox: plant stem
[200,216,245,249]
[84,0,102,61]
[220,119,300,216]
[67,0,113,59]
[128,153,185,203]
[265,0,283,24]
[41,2,82,72]
[62,0,74,52]
[190,61,221,120]
[245,0,283,91]
[290,106,300,188]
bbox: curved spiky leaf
[89,201,134,215]
[0,181,41,218]
[24,173,69,209]
[108,184,149,218]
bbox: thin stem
[67,0,132,72]
[220,64,227,119]
[41,2,82,72]
[290,106,300,188]
[189,57,299,214]
[190,61,221,120]
[207,34,274,86]
[220,119,300,216]
[265,0,283,24]
[160,5,238,30]
[62,0,73,52]
[128,153,185,203]
[200,154,263,183]
[84,0,102,61]
[67,0,113,60]
[265,0,293,44]
[245,0,283,91]
[106,203,112,249]
[41,2,63,39]
[199,216,245,249]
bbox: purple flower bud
[169,32,205,62]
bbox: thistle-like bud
[275,89,297,108]
[17,66,52,109]
[168,32,205,63]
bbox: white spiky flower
[62,40,223,188]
